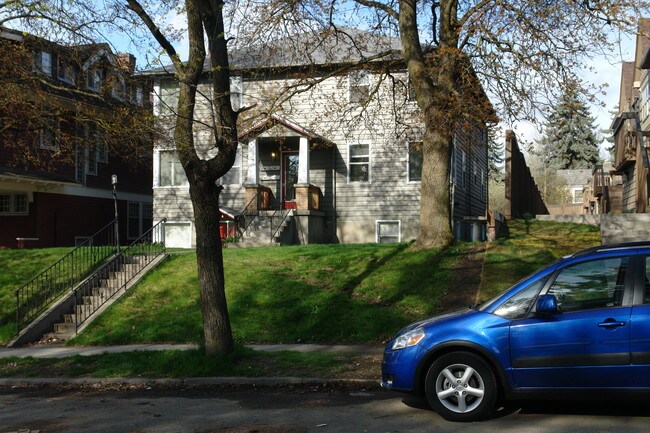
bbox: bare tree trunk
[399,0,457,248]
[189,179,233,355]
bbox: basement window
[376,220,401,244]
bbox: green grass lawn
[70,242,459,346]
[0,219,602,348]
[0,247,73,343]
[478,219,601,301]
[0,219,603,379]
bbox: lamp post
[112,174,119,255]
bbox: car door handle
[598,319,627,329]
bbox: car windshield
[477,257,564,313]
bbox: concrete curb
[0,376,382,389]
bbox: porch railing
[72,219,166,332]
[15,219,118,334]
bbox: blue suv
[381,242,650,421]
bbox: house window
[218,152,242,186]
[75,145,85,184]
[230,76,242,111]
[39,119,59,150]
[159,150,188,187]
[127,202,153,240]
[349,70,369,103]
[408,141,423,182]
[377,220,401,244]
[454,147,466,189]
[82,124,98,175]
[57,58,75,84]
[87,69,102,92]
[572,188,583,204]
[136,86,144,106]
[481,169,486,200]
[33,51,52,75]
[348,143,370,182]
[112,76,126,100]
[0,192,29,215]
[96,135,108,163]
[158,80,179,115]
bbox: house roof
[556,169,592,188]
[143,27,402,76]
[237,114,336,146]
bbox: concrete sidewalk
[0,343,384,359]
[0,343,384,389]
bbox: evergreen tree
[487,125,505,182]
[541,84,602,169]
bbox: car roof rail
[571,241,650,258]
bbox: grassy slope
[71,243,460,345]
[478,219,601,301]
[0,219,602,348]
[0,247,73,343]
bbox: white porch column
[298,136,310,184]
[245,138,258,185]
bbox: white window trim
[376,220,401,244]
[87,69,102,92]
[0,191,29,215]
[156,149,189,188]
[34,51,52,76]
[347,142,371,184]
[407,141,422,184]
[348,70,370,104]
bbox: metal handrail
[72,219,166,333]
[271,209,292,242]
[15,219,118,334]
[237,194,260,239]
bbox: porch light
[271,151,277,159]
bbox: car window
[547,256,628,313]
[643,257,650,304]
[493,278,546,320]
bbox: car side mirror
[536,294,561,315]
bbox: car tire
[424,351,498,422]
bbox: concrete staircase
[33,255,164,344]
[8,253,167,347]
[237,210,295,247]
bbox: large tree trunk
[418,126,454,248]
[399,0,457,248]
[189,179,234,355]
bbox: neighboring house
[581,162,623,215]
[610,19,650,214]
[0,28,153,248]
[147,29,491,247]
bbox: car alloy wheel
[425,351,497,422]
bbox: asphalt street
[2,384,650,433]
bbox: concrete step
[53,322,76,333]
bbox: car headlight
[392,328,425,350]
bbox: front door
[282,152,299,209]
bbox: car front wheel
[424,351,498,422]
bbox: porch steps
[236,210,294,247]
[39,255,156,343]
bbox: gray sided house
[147,29,490,247]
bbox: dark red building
[0,27,152,248]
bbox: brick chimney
[115,53,136,74]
